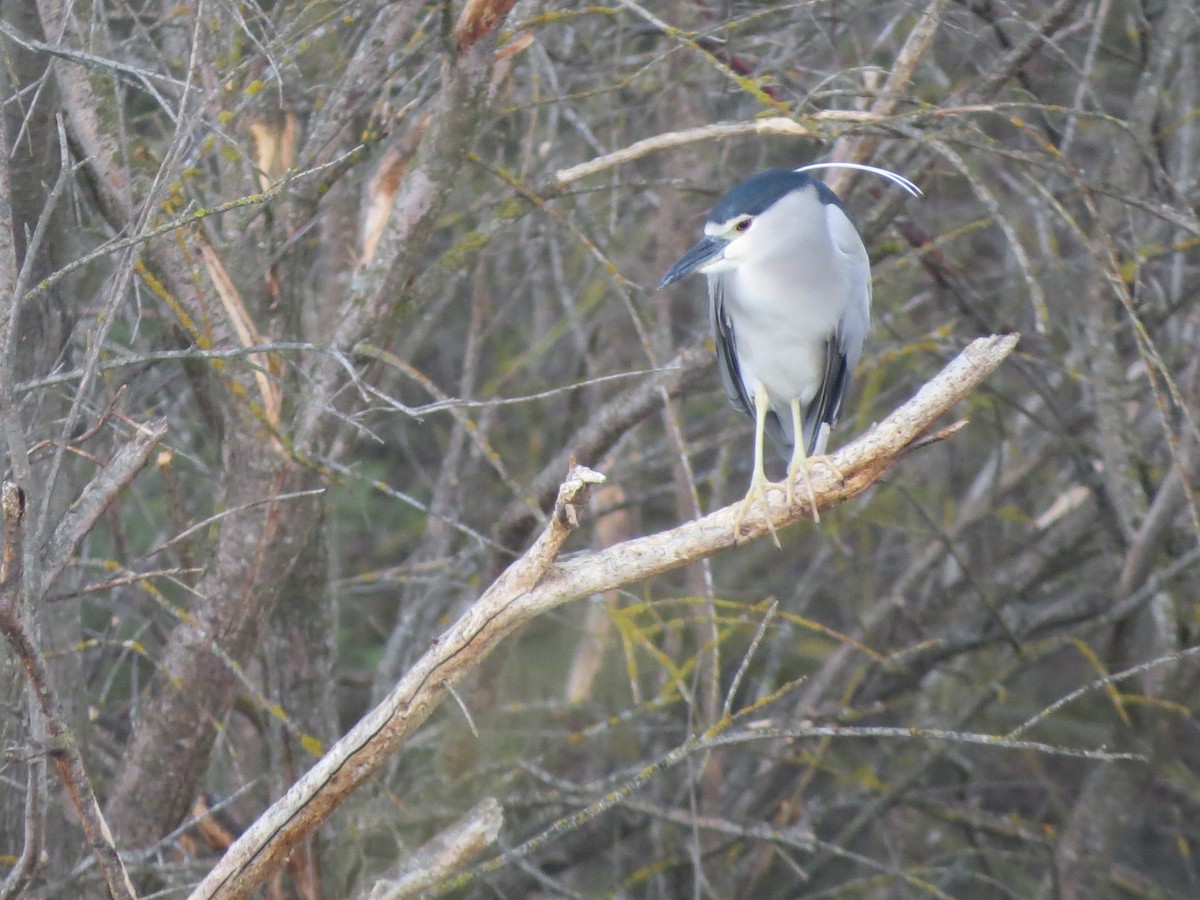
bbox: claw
[734,383,782,547]
[735,469,780,548]
[808,454,846,483]
[786,456,820,524]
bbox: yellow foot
[786,459,820,524]
[734,477,780,549]
[785,453,846,523]
[808,453,846,483]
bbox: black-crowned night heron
[658,162,921,541]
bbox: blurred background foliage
[3,0,1200,896]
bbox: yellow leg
[786,398,820,524]
[734,384,780,547]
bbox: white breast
[721,188,867,406]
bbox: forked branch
[190,333,1019,899]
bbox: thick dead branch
[188,333,1017,899]
[542,334,1020,576]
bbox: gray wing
[801,203,871,455]
[708,273,791,456]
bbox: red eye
[734,218,752,232]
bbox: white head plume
[795,162,923,198]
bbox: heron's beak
[657,236,726,289]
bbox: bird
[658,162,921,543]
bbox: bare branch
[188,334,1017,898]
[8,1,1197,893]
[38,418,168,595]
[0,484,136,900]
[553,107,995,187]
[496,341,714,546]
[825,0,950,194]
[363,798,504,900]
[455,0,520,54]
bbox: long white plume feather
[795,161,923,198]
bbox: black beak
[657,236,727,290]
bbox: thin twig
[722,600,778,721]
[39,419,169,596]
[0,484,137,900]
[1008,644,1200,738]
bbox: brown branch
[0,483,136,900]
[293,19,513,451]
[455,0,520,54]
[542,335,1020,573]
[0,87,15,305]
[0,478,42,900]
[188,333,1018,899]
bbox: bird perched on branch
[658,162,921,543]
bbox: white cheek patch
[700,255,737,274]
[722,238,745,261]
